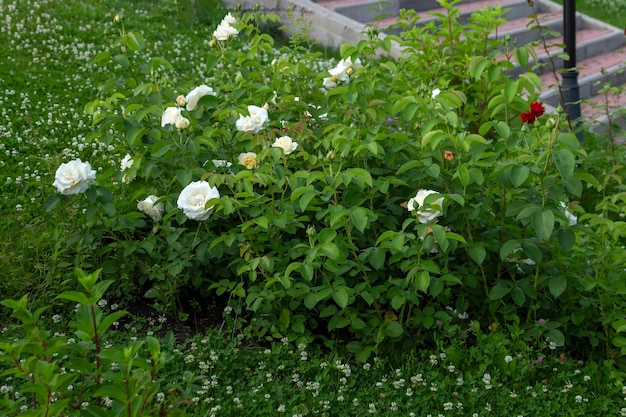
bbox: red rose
[530,101,545,116]
[520,101,544,124]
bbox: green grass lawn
[550,0,626,28]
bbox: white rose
[161,107,183,127]
[235,105,268,133]
[185,85,217,111]
[177,181,220,221]
[432,88,441,99]
[52,158,97,195]
[272,136,298,155]
[407,189,444,224]
[120,154,133,171]
[222,12,237,25]
[213,22,238,41]
[238,152,258,169]
[137,195,164,222]
[212,159,233,168]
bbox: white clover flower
[177,181,220,221]
[236,105,268,133]
[272,136,298,155]
[186,85,216,111]
[137,195,165,222]
[504,355,513,363]
[407,189,444,224]
[52,158,96,195]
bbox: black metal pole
[562,0,583,142]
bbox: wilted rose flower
[177,181,220,221]
[185,85,216,111]
[176,95,187,107]
[444,150,454,161]
[235,105,268,133]
[238,152,258,169]
[137,195,164,222]
[407,189,444,224]
[560,201,577,226]
[52,158,97,195]
[272,136,298,155]
[175,116,190,130]
[161,107,183,128]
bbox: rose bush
[47,3,626,359]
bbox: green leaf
[126,126,146,148]
[468,246,486,265]
[511,286,526,306]
[321,243,340,260]
[468,56,489,80]
[509,165,529,187]
[415,271,430,293]
[385,321,404,338]
[490,281,512,300]
[402,102,419,122]
[557,228,575,251]
[43,193,62,212]
[513,46,529,68]
[504,80,519,103]
[328,315,350,330]
[532,210,555,240]
[391,294,406,310]
[457,164,470,188]
[57,291,91,305]
[548,275,567,298]
[350,207,368,233]
[94,383,127,402]
[500,239,521,260]
[369,247,385,270]
[494,121,511,139]
[552,149,575,177]
[332,288,349,309]
[545,329,565,346]
[97,310,127,335]
[345,168,372,187]
[613,335,626,348]
[396,160,422,175]
[126,32,146,51]
[299,190,317,212]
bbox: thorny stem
[527,1,575,132]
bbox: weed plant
[2,269,626,416]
